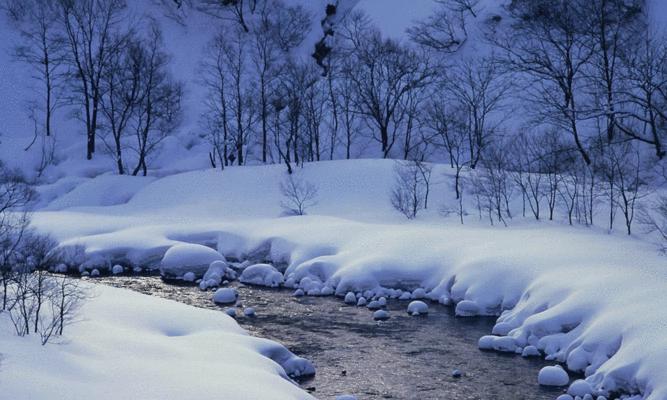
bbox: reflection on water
[94,275,564,400]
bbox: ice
[538,366,570,386]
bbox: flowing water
[93,275,565,400]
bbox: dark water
[93,276,564,400]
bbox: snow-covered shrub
[279,175,318,216]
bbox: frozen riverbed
[94,275,564,400]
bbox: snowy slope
[0,284,314,400]
[24,159,667,400]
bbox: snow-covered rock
[293,289,305,297]
[213,288,238,304]
[478,335,495,350]
[321,286,334,296]
[367,300,382,310]
[183,272,196,282]
[356,297,367,306]
[160,243,225,279]
[398,292,412,300]
[224,308,237,318]
[568,380,593,397]
[538,366,569,386]
[111,264,124,275]
[373,310,390,321]
[244,307,256,317]
[344,292,357,304]
[378,297,387,306]
[451,369,462,378]
[240,263,284,288]
[199,260,230,290]
[455,300,480,317]
[407,300,429,316]
[556,395,574,400]
[521,345,540,357]
[412,288,426,299]
[91,269,100,277]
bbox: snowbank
[0,284,313,400]
[28,160,667,400]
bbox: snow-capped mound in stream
[240,263,284,288]
[160,243,225,279]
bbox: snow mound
[213,288,238,304]
[344,292,357,304]
[160,243,225,279]
[538,366,570,386]
[407,300,429,316]
[373,310,390,321]
[240,263,284,287]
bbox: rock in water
[407,300,429,315]
[373,310,390,321]
[538,365,569,386]
[213,288,238,304]
[243,307,256,317]
[344,292,357,304]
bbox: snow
[372,309,390,321]
[344,291,357,304]
[0,284,313,400]
[568,379,594,397]
[240,264,284,288]
[213,288,238,305]
[538,366,570,387]
[407,300,429,316]
[160,243,225,279]
[23,159,667,400]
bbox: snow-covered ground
[18,159,667,400]
[0,283,314,400]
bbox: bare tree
[59,0,128,160]
[407,0,479,54]
[493,0,595,165]
[279,174,318,216]
[444,57,510,168]
[345,23,433,158]
[129,25,183,176]
[616,29,667,159]
[391,160,429,219]
[4,0,66,139]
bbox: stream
[93,275,565,400]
